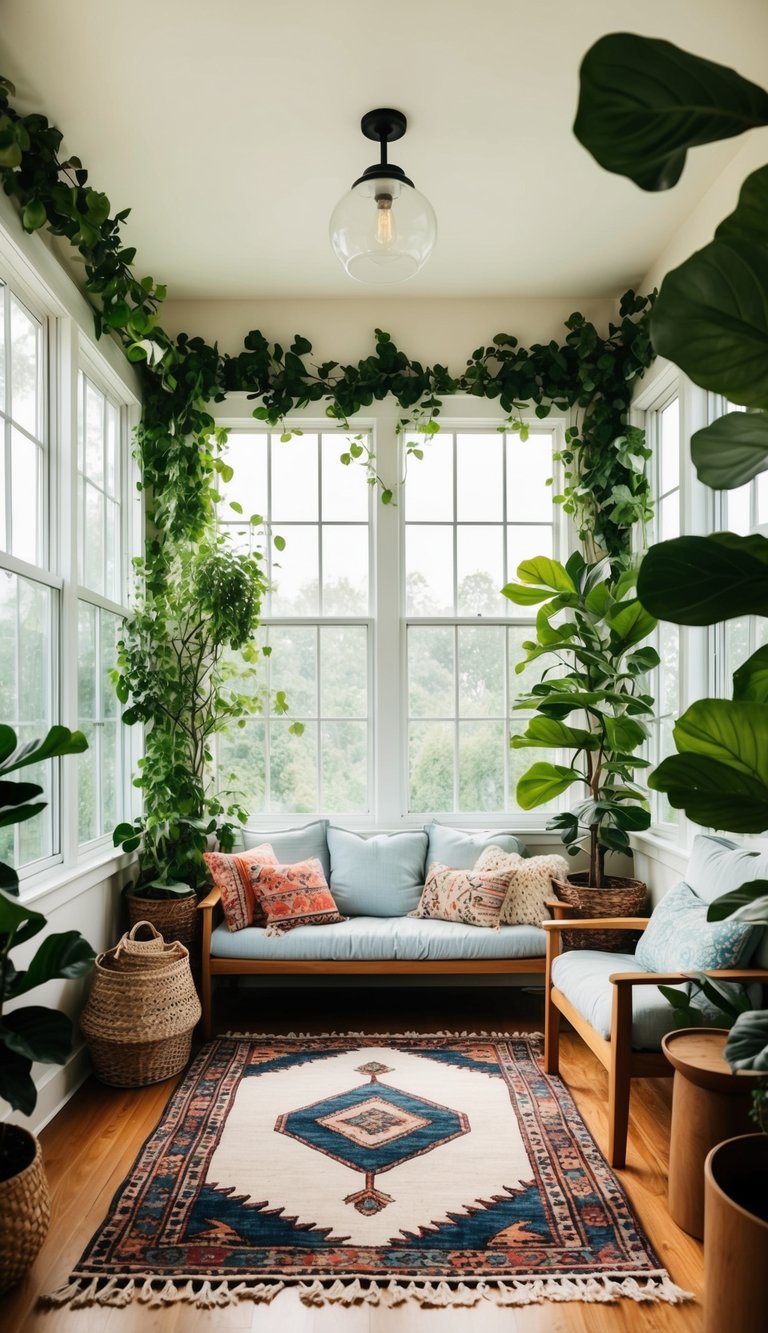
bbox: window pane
[660,399,680,494]
[105,498,120,603]
[405,525,453,614]
[322,525,368,614]
[0,571,55,868]
[405,435,452,520]
[84,378,104,487]
[322,434,368,521]
[320,626,366,718]
[458,625,504,717]
[11,429,41,564]
[456,526,504,614]
[727,484,751,535]
[270,525,319,614]
[506,525,552,585]
[102,721,119,831]
[106,402,118,497]
[659,492,680,541]
[219,433,268,513]
[408,626,454,719]
[268,626,317,716]
[0,283,5,408]
[270,720,318,812]
[507,432,553,523]
[78,725,98,845]
[459,720,505,812]
[321,720,367,812]
[271,433,318,521]
[10,296,38,437]
[219,720,267,816]
[456,434,502,521]
[84,483,105,595]
[409,721,453,812]
[101,610,121,719]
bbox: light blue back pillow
[636,880,758,972]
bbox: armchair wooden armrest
[609,967,768,987]
[198,885,222,911]
[542,916,651,932]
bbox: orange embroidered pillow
[249,857,346,937]
[203,843,277,931]
[410,862,509,929]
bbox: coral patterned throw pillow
[203,843,278,931]
[249,857,346,936]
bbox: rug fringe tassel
[223,1030,544,1041]
[41,1271,691,1310]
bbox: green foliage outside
[575,30,768,1074]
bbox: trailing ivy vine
[0,73,655,573]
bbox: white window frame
[215,394,570,832]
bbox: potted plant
[112,534,269,944]
[573,30,768,1331]
[503,552,656,944]
[0,725,95,1292]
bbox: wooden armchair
[543,910,768,1168]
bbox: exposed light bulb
[375,192,394,247]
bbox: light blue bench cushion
[211,916,546,962]
[425,822,528,871]
[327,827,428,916]
[674,833,768,968]
[243,820,330,880]
[551,949,757,1051]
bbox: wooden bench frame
[198,885,547,1041]
[543,913,768,1168]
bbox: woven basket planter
[551,873,648,951]
[126,889,197,949]
[0,1126,50,1294]
[81,924,201,1087]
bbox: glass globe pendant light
[330,109,437,284]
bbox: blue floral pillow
[636,881,757,972]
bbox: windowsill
[630,828,689,873]
[20,847,135,912]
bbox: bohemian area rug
[45,1033,691,1310]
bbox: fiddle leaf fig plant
[0,725,95,1116]
[503,552,656,887]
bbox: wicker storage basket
[126,889,197,948]
[81,923,201,1087]
[552,873,648,951]
[0,1126,50,1294]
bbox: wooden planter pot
[0,1125,51,1293]
[551,872,648,950]
[704,1133,768,1333]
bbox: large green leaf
[501,582,556,607]
[651,238,768,409]
[648,753,768,832]
[673,698,768,785]
[691,411,768,489]
[603,715,647,752]
[0,889,46,947]
[0,1046,36,1115]
[0,725,88,777]
[510,716,599,751]
[715,164,768,248]
[607,599,656,649]
[574,34,768,192]
[724,1009,768,1072]
[8,930,95,999]
[516,762,582,810]
[707,880,768,925]
[0,1006,73,1064]
[733,645,768,703]
[637,534,768,624]
[515,556,575,593]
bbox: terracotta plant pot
[551,872,648,951]
[704,1133,768,1333]
[0,1124,51,1293]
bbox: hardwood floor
[5,988,705,1332]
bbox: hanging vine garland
[0,73,655,572]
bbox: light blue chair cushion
[686,834,768,968]
[424,822,528,871]
[327,827,428,916]
[636,880,758,972]
[551,949,755,1051]
[211,916,546,962]
[243,820,330,880]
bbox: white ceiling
[1,0,767,301]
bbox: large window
[215,412,562,825]
[646,390,682,831]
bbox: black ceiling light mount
[330,107,437,284]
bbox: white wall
[159,296,617,368]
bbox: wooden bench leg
[608,984,632,1168]
[544,932,561,1075]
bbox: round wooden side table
[661,1027,757,1239]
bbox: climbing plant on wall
[0,72,655,574]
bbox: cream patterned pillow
[410,862,511,929]
[474,848,569,926]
